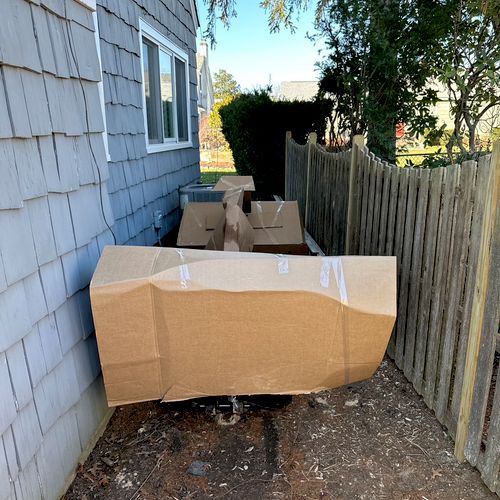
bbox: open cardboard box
[177,200,308,254]
[90,246,397,406]
[213,176,255,212]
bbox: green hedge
[219,90,329,198]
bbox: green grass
[200,167,237,184]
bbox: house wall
[97,0,200,245]
[0,2,115,499]
[197,40,214,118]
[1,1,200,499]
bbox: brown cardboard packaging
[222,187,245,208]
[177,201,307,254]
[248,201,308,255]
[205,204,255,252]
[213,175,255,193]
[90,246,397,406]
[177,202,225,248]
[213,176,255,212]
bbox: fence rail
[285,132,500,493]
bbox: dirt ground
[64,358,496,500]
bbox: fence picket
[364,154,377,254]
[413,168,444,394]
[385,167,400,257]
[463,156,499,468]
[424,165,459,409]
[404,168,430,381]
[359,150,370,255]
[397,169,419,372]
[436,162,477,426]
[377,162,391,255]
[394,171,409,367]
[451,160,489,421]
[370,161,383,254]
[355,150,364,251]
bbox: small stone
[315,397,328,406]
[345,399,359,407]
[187,461,209,477]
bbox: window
[139,20,191,152]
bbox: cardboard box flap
[91,246,397,406]
[177,202,225,247]
[213,175,255,192]
[222,187,244,208]
[222,205,254,252]
[205,205,255,252]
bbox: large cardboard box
[90,246,397,406]
[177,200,307,254]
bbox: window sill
[146,142,193,154]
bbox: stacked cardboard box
[90,174,397,406]
[177,176,308,255]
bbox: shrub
[218,90,329,198]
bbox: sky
[197,2,324,91]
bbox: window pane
[142,40,162,143]
[159,50,174,139]
[175,58,189,142]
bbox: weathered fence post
[455,141,500,462]
[345,135,365,254]
[304,132,317,231]
[284,131,292,200]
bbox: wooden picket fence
[285,132,500,493]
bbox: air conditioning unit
[179,184,224,209]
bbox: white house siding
[97,0,200,245]
[0,1,114,499]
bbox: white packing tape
[331,257,348,306]
[320,257,332,288]
[276,254,289,275]
[320,257,348,305]
[176,249,190,288]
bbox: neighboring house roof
[278,81,319,101]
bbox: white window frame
[139,19,192,153]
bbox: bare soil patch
[64,358,495,499]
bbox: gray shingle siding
[0,1,199,498]
[98,0,200,244]
[0,2,114,499]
